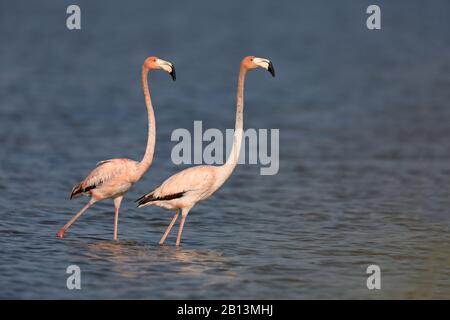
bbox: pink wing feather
[70,158,137,199]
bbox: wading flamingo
[56,56,176,240]
[136,56,275,246]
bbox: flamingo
[136,56,275,246]
[56,56,176,240]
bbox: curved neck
[221,65,247,175]
[137,66,156,176]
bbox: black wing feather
[136,191,185,206]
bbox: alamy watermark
[66,4,381,31]
[66,5,81,30]
[171,121,279,175]
[66,265,81,290]
[366,5,381,30]
[366,264,381,290]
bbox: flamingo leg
[176,208,190,246]
[113,196,123,241]
[159,209,180,245]
[57,199,96,238]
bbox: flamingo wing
[136,165,215,206]
[70,158,136,199]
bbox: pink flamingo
[137,56,275,246]
[57,56,176,240]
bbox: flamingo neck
[137,66,156,177]
[220,65,247,178]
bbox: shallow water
[0,0,449,299]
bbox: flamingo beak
[268,61,275,77]
[169,65,176,81]
[157,59,176,81]
[253,57,275,77]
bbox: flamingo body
[70,158,139,200]
[137,165,221,210]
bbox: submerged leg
[57,199,96,238]
[176,208,190,246]
[159,209,180,245]
[113,196,123,241]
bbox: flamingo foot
[56,229,65,238]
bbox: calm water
[1,0,450,299]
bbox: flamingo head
[144,56,176,81]
[241,56,275,77]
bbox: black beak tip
[170,67,176,81]
[268,61,275,77]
